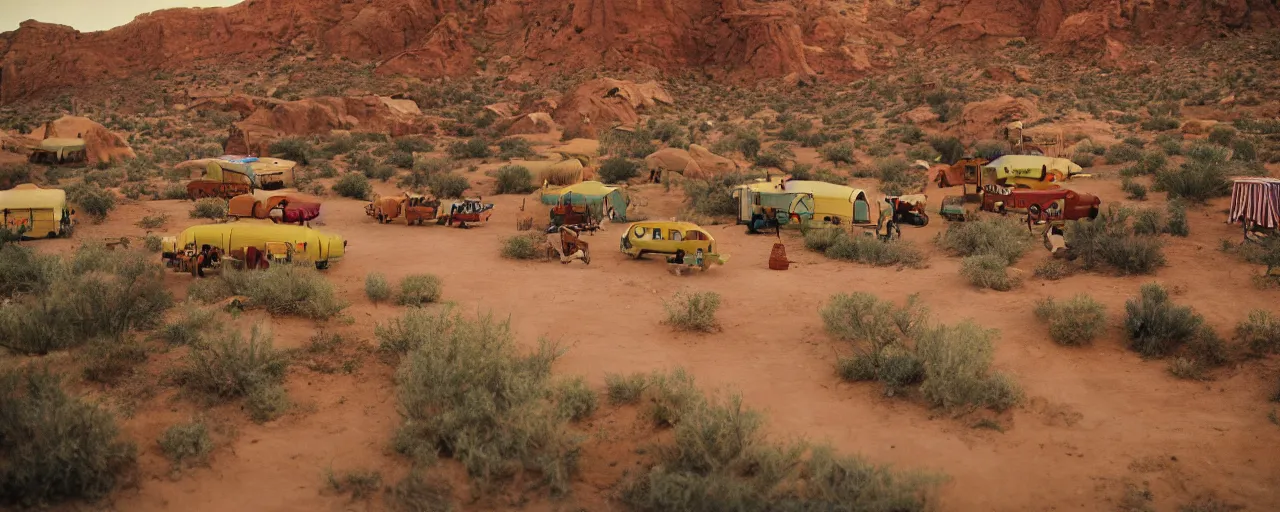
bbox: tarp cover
[539,181,628,220]
[1228,177,1280,229]
[0,183,68,212]
[984,155,1082,177]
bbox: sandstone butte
[2,0,1279,104]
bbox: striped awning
[1228,177,1280,229]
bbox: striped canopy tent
[539,181,628,221]
[1228,177,1280,229]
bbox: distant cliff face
[2,0,1277,103]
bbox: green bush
[387,471,453,512]
[876,157,922,193]
[1154,161,1233,203]
[81,337,149,385]
[326,469,383,501]
[1235,310,1280,355]
[394,136,435,154]
[1122,151,1168,176]
[620,370,939,512]
[497,137,536,160]
[446,137,492,159]
[1208,125,1236,146]
[501,233,544,260]
[332,172,372,200]
[1106,143,1143,164]
[663,292,721,333]
[396,274,442,307]
[1133,208,1165,235]
[69,184,117,222]
[916,322,1022,411]
[554,377,598,422]
[384,150,415,169]
[1141,116,1180,132]
[203,265,347,319]
[1122,178,1148,200]
[0,245,58,297]
[493,165,534,194]
[1070,150,1096,168]
[0,367,137,507]
[143,234,163,252]
[928,136,964,164]
[365,273,392,304]
[1155,134,1183,155]
[935,216,1031,264]
[1124,283,1204,358]
[598,157,640,184]
[821,292,925,346]
[1230,138,1257,162]
[1165,200,1190,237]
[155,305,217,345]
[391,310,577,495]
[605,372,648,405]
[366,164,396,182]
[1066,208,1166,274]
[1034,295,1107,346]
[269,138,315,165]
[1033,259,1073,280]
[189,197,228,219]
[427,172,470,199]
[683,173,747,217]
[177,325,287,399]
[819,141,855,165]
[158,420,213,468]
[813,229,926,268]
[960,254,1019,291]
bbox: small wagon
[439,199,494,228]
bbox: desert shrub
[876,157,921,193]
[1106,143,1143,164]
[1208,125,1236,146]
[554,377,598,421]
[387,471,454,512]
[819,141,855,165]
[189,197,228,219]
[136,213,170,229]
[365,273,392,304]
[663,291,721,333]
[1141,116,1181,132]
[1167,357,1205,380]
[143,234,163,252]
[753,150,786,169]
[1235,310,1280,355]
[683,173,747,216]
[1066,208,1166,274]
[326,469,383,501]
[598,157,640,184]
[620,386,938,512]
[366,164,396,182]
[1033,259,1073,280]
[69,184,117,222]
[1156,134,1183,155]
[158,420,213,468]
[427,172,470,199]
[1185,142,1232,164]
[935,216,1031,264]
[1122,178,1148,200]
[269,137,314,165]
[497,137,536,160]
[1124,283,1204,358]
[823,230,927,268]
[81,337,149,385]
[905,144,940,163]
[493,165,534,194]
[246,383,290,423]
[176,326,287,399]
[208,265,346,319]
[1070,150,1096,168]
[391,310,577,495]
[960,254,1019,291]
[160,182,189,199]
[0,247,172,354]
[501,233,544,260]
[916,321,1022,411]
[396,274,442,307]
[1165,200,1190,236]
[155,306,217,345]
[892,124,925,145]
[1230,138,1257,162]
[821,292,925,346]
[605,372,648,405]
[803,227,844,252]
[1034,295,1107,346]
[446,137,492,159]
[970,139,1004,161]
[928,136,964,164]
[1154,160,1233,203]
[1133,208,1165,235]
[333,172,372,200]
[0,367,137,506]
[1122,151,1168,176]
[385,150,415,169]
[394,136,435,154]
[0,245,58,297]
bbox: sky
[1,0,241,33]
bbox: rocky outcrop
[28,116,136,165]
[227,95,438,155]
[553,79,673,139]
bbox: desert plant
[916,321,1022,411]
[683,173,747,217]
[1033,259,1073,280]
[1034,295,1107,346]
[391,310,577,495]
[501,232,544,260]
[497,137,536,160]
[176,325,287,400]
[366,164,396,182]
[493,165,535,194]
[663,291,721,332]
[326,469,383,501]
[960,254,1019,291]
[1154,160,1233,203]
[155,305,218,345]
[202,265,347,319]
[1133,208,1165,235]
[81,337,149,385]
[1208,125,1237,146]
[929,136,965,164]
[136,213,170,229]
[0,367,137,506]
[1165,200,1190,237]
[598,157,640,184]
[1124,283,1204,358]
[365,273,392,304]
[1141,116,1180,132]
[333,172,372,200]
[446,137,492,159]
[426,172,470,199]
[143,234,163,252]
[158,420,213,468]
[554,377,598,422]
[1066,208,1166,274]
[1122,178,1148,200]
[821,230,927,268]
[396,274,442,307]
[819,141,855,165]
[269,137,314,164]
[189,197,228,219]
[384,150,415,169]
[935,216,1031,264]
[605,372,648,405]
[1106,143,1143,164]
[1167,357,1206,380]
[394,136,435,154]
[1236,310,1280,355]
[387,471,454,512]
[69,185,117,222]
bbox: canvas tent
[0,183,72,239]
[540,181,628,221]
[1228,177,1280,230]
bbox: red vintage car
[980,185,1100,221]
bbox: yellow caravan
[0,183,74,239]
[983,155,1083,190]
[780,180,872,226]
[619,220,728,267]
[161,221,345,269]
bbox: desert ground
[3,2,1280,511]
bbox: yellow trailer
[161,220,345,269]
[0,183,74,239]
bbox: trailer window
[652,229,663,241]
[671,230,683,242]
